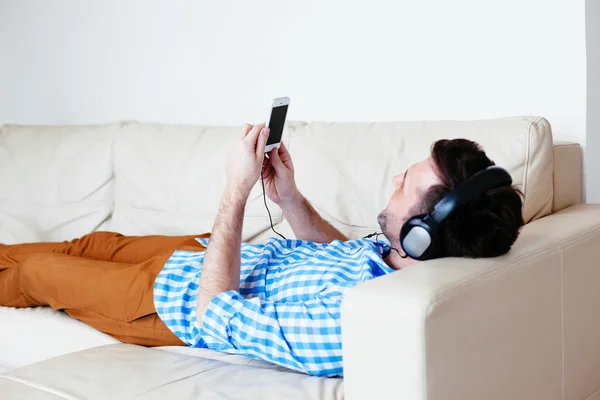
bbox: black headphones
[399,166,513,261]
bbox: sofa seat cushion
[0,343,344,400]
[0,306,118,371]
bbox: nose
[392,173,404,190]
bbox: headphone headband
[431,166,512,223]
[400,165,513,261]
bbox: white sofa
[0,116,598,400]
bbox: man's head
[377,138,524,266]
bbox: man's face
[377,157,442,247]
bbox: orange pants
[0,231,209,347]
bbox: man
[0,123,524,377]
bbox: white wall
[0,0,587,145]
[587,0,600,203]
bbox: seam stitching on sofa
[0,376,76,399]
[283,126,294,225]
[542,118,555,218]
[560,247,565,400]
[554,143,578,147]
[109,203,277,220]
[133,363,235,398]
[522,119,533,220]
[318,141,372,224]
[586,387,600,400]
[0,199,111,206]
[423,301,430,398]
[108,123,118,229]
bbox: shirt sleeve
[198,290,343,377]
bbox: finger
[243,122,266,147]
[269,147,284,168]
[275,142,294,172]
[261,159,276,181]
[241,124,253,138]
[255,127,270,156]
[277,142,292,164]
[262,162,275,179]
[262,155,271,171]
[273,143,293,172]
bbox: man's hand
[226,123,270,196]
[262,139,347,243]
[262,142,300,206]
[198,123,272,325]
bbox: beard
[377,209,392,242]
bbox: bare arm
[279,192,347,242]
[262,142,347,243]
[197,123,269,324]
[196,187,247,323]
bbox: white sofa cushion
[0,117,555,244]
[0,123,116,244]
[0,306,118,371]
[108,117,553,243]
[0,344,344,400]
[282,116,553,239]
[109,122,289,242]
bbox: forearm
[197,186,247,323]
[280,192,347,243]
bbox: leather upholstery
[0,123,117,243]
[342,204,600,400]
[552,141,583,212]
[0,344,343,399]
[0,116,556,244]
[1,116,597,400]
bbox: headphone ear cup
[400,214,441,261]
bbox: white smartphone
[264,97,290,153]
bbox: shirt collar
[355,237,396,275]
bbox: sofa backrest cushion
[280,117,553,239]
[0,124,116,244]
[0,117,554,244]
[108,122,291,242]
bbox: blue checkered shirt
[154,237,394,377]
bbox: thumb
[255,127,270,156]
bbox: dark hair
[414,139,524,258]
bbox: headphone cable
[261,158,287,241]
[364,232,408,259]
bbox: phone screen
[267,105,289,146]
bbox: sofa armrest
[552,141,583,213]
[342,204,600,400]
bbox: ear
[400,215,440,260]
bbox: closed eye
[402,167,410,189]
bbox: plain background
[586,0,599,203]
[0,0,596,200]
